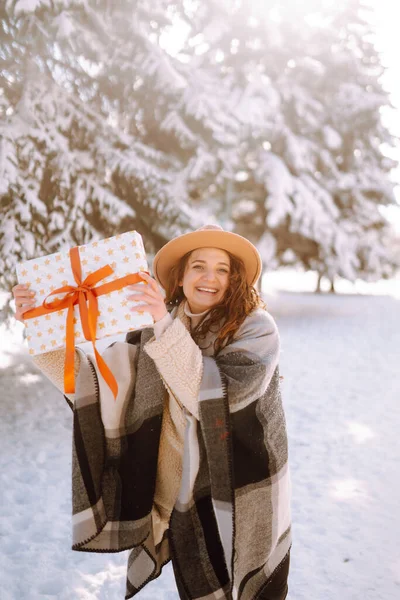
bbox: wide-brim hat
[152,225,262,289]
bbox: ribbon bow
[24,246,146,399]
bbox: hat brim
[153,230,262,289]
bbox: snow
[1,274,400,599]
[322,126,342,151]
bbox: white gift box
[16,230,154,356]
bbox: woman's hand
[127,272,168,323]
[11,284,37,322]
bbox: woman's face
[180,247,231,314]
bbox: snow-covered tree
[0,0,206,302]
[169,0,399,288]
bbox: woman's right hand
[11,284,37,323]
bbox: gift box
[16,231,154,397]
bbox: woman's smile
[195,287,219,294]
[180,247,231,313]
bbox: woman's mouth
[196,287,218,295]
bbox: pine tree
[0,0,203,306]
[171,0,399,288]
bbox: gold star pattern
[51,340,57,347]
[34,264,39,271]
[135,253,141,259]
[82,259,88,266]
[120,245,126,251]
[27,335,31,341]
[55,255,61,262]
[45,259,50,265]
[62,280,68,286]
[57,267,65,274]
[29,349,35,355]
[111,319,118,326]
[22,269,28,277]
[36,277,42,284]
[94,255,100,262]
[125,314,131,320]
[47,274,52,280]
[75,331,82,338]
[33,319,39,326]
[48,328,54,334]
[111,261,117,269]
[92,241,98,248]
[98,322,105,329]
[104,238,110,244]
[131,240,137,247]
[40,289,45,295]
[121,300,128,307]
[50,286,56,292]
[118,289,124,295]
[108,307,114,313]
[45,315,51,321]
[80,246,85,252]
[123,257,129,263]
[37,332,42,338]
[60,324,65,331]
[57,310,63,317]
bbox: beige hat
[152,225,262,289]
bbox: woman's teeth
[197,288,217,294]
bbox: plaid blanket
[69,307,292,600]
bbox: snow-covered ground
[1,272,399,600]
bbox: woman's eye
[192,265,229,274]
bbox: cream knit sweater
[146,303,210,545]
[32,302,210,547]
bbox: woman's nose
[203,270,217,282]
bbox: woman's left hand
[127,272,168,323]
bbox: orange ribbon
[24,246,146,399]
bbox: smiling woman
[179,248,231,314]
[12,224,292,600]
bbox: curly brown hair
[164,250,266,353]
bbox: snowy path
[1,290,399,600]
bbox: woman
[12,225,292,600]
